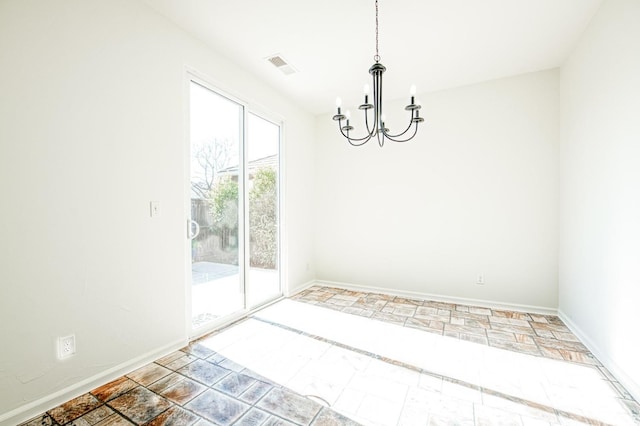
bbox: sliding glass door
[189,80,244,329]
[187,77,281,333]
[246,114,280,309]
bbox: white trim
[285,279,316,298]
[278,119,289,297]
[279,119,288,298]
[312,279,558,315]
[190,295,285,342]
[0,339,186,426]
[183,68,193,341]
[184,65,248,109]
[189,308,249,341]
[558,309,640,403]
[240,85,248,321]
[184,72,250,339]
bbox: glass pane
[247,113,280,308]
[190,81,243,329]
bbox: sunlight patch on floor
[197,299,635,425]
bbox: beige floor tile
[356,394,404,426]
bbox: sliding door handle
[187,219,200,240]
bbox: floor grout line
[249,315,617,426]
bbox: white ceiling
[142,0,602,115]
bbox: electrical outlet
[58,335,76,359]
[477,274,485,285]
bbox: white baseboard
[285,279,315,298]
[0,338,188,426]
[312,279,558,316]
[558,309,640,403]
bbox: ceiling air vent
[266,54,297,75]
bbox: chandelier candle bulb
[410,84,417,96]
[363,84,370,104]
[335,97,342,107]
[380,114,387,131]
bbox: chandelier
[332,0,424,147]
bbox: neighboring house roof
[191,154,278,199]
[218,154,278,176]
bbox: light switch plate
[150,201,160,218]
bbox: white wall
[0,0,315,422]
[559,0,640,400]
[314,70,559,309]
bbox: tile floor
[292,287,597,366]
[19,344,353,426]
[204,293,640,425]
[19,286,640,426]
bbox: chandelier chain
[374,0,380,62]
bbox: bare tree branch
[190,137,235,198]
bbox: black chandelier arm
[382,112,417,139]
[338,122,376,142]
[381,122,419,143]
[337,121,375,146]
[363,106,378,135]
[347,137,373,147]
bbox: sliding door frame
[184,68,284,340]
[185,70,248,339]
[245,110,284,311]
